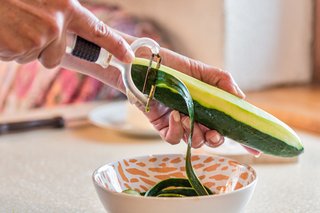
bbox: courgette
[122,189,141,196]
[159,188,198,197]
[131,58,303,157]
[144,178,213,197]
[145,178,192,197]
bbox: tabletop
[0,125,319,213]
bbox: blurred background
[2,2,320,212]
[0,0,318,134]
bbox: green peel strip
[122,73,212,197]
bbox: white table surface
[0,126,319,213]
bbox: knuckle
[41,58,61,69]
[187,58,208,80]
[189,59,205,73]
[0,56,15,62]
[47,20,60,38]
[115,37,129,60]
[30,37,44,50]
[56,0,75,14]
[116,39,128,58]
[93,20,110,37]
[221,71,233,81]
[7,44,25,55]
[117,38,125,48]
[62,0,74,10]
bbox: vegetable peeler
[65,35,162,111]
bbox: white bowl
[92,154,257,213]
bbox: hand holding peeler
[0,36,162,135]
[65,35,162,111]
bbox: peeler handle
[66,35,111,68]
[69,36,101,62]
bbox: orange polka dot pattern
[95,154,256,195]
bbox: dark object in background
[0,116,65,135]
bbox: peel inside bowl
[93,154,256,195]
[93,154,257,213]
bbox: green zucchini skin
[144,178,213,197]
[122,189,141,196]
[159,188,198,197]
[144,178,191,197]
[160,187,213,196]
[157,194,185,197]
[131,61,303,157]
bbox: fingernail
[209,134,221,144]
[172,111,180,122]
[193,140,204,149]
[254,152,262,158]
[233,85,245,98]
[182,118,190,129]
[242,145,261,157]
[237,87,245,98]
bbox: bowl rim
[92,153,258,200]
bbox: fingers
[181,116,205,148]
[180,116,225,149]
[204,130,224,148]
[68,5,134,63]
[145,104,184,145]
[152,48,245,99]
[164,111,183,145]
[209,69,245,99]
[38,30,66,69]
[140,102,225,149]
[242,145,262,156]
[186,59,245,99]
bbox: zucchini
[166,74,210,196]
[131,58,303,157]
[144,178,213,197]
[157,194,185,197]
[159,187,214,197]
[122,189,141,196]
[145,178,192,197]
[159,188,198,197]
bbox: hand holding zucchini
[131,57,303,157]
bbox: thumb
[67,5,134,63]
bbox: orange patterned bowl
[92,154,257,213]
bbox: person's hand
[133,48,245,149]
[0,0,134,67]
[62,34,261,155]
[134,49,261,155]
